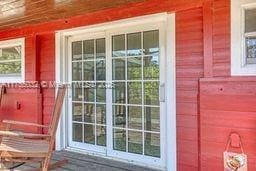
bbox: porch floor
[15,150,160,171]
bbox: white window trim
[231,0,256,75]
[0,38,25,83]
[55,13,176,171]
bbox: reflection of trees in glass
[0,62,21,74]
[144,56,159,79]
[128,57,141,80]
[96,126,106,146]
[0,46,21,75]
[113,105,126,128]
[144,82,159,106]
[128,82,142,104]
[96,60,106,80]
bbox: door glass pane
[128,106,142,130]
[84,61,94,81]
[72,103,83,122]
[72,41,82,61]
[143,30,159,56]
[72,83,82,101]
[72,62,82,81]
[96,60,106,80]
[84,124,95,144]
[144,107,160,132]
[127,32,141,56]
[112,59,125,80]
[96,83,106,102]
[144,81,159,106]
[144,56,159,80]
[97,126,106,146]
[144,132,160,157]
[112,35,125,57]
[112,82,126,104]
[83,40,94,60]
[113,129,126,151]
[73,123,83,142]
[96,104,106,124]
[113,105,126,128]
[127,82,142,104]
[96,38,105,59]
[84,86,94,102]
[127,57,142,80]
[84,104,95,123]
[128,131,142,154]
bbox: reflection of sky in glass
[113,47,159,59]
[149,47,159,54]
[148,48,159,66]
[127,49,141,56]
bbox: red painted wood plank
[177,152,198,167]
[177,115,198,129]
[178,164,198,171]
[177,139,198,154]
[201,110,256,129]
[201,94,256,111]
[177,103,198,116]
[177,127,198,141]
[25,35,40,81]
[203,0,213,77]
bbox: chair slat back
[48,85,67,137]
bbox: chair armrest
[0,131,50,138]
[2,120,49,128]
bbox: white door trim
[55,13,176,171]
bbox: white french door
[67,23,166,167]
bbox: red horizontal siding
[0,88,42,133]
[176,7,203,170]
[37,33,55,126]
[200,78,256,170]
[212,0,230,77]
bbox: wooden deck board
[14,150,160,171]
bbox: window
[0,38,24,82]
[231,1,256,75]
[244,8,256,64]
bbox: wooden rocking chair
[0,85,68,171]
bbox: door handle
[159,83,165,102]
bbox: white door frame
[55,13,176,171]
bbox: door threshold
[64,147,165,171]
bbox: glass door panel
[112,30,161,158]
[71,37,107,148]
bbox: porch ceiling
[0,0,145,31]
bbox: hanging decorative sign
[223,133,247,171]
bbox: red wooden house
[0,0,255,170]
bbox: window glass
[245,8,256,64]
[0,45,22,77]
[245,8,256,33]
[245,36,256,64]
